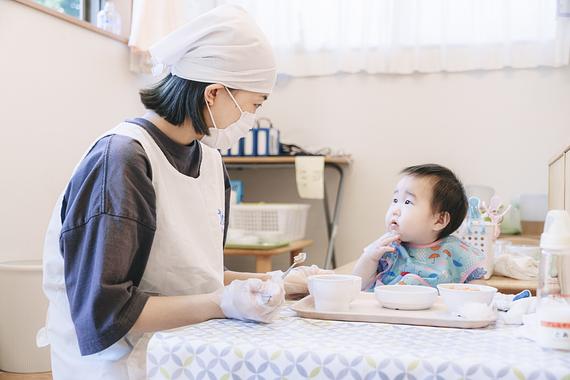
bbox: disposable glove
[219,277,285,323]
[270,265,335,295]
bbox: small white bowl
[308,275,361,312]
[437,283,498,313]
[374,285,438,310]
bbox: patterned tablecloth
[147,314,570,380]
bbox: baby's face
[385,175,440,245]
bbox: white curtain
[129,0,570,75]
[128,0,215,72]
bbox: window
[34,0,94,22]
[18,0,130,40]
[220,0,570,75]
[127,0,570,75]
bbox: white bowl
[437,283,498,313]
[374,285,438,310]
[308,275,361,312]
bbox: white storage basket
[228,203,310,244]
[453,221,496,280]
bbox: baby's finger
[366,245,396,261]
[379,233,400,246]
[378,232,395,241]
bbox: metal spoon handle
[281,252,307,279]
[281,263,298,279]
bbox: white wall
[228,69,570,271]
[0,0,148,262]
[2,0,569,273]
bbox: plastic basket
[228,203,310,244]
[453,221,496,280]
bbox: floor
[0,372,51,380]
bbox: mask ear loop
[224,87,244,113]
[205,100,218,129]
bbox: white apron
[37,122,226,380]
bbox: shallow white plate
[374,285,438,310]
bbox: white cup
[307,274,361,312]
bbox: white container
[374,285,437,310]
[493,239,512,258]
[307,275,361,312]
[0,260,50,372]
[229,203,310,243]
[454,221,495,279]
[537,210,570,351]
[437,283,497,313]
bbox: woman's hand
[276,265,334,295]
[352,232,400,290]
[132,274,286,333]
[219,277,285,323]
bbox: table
[224,156,352,269]
[147,314,570,379]
[224,239,313,273]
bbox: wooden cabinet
[548,145,570,211]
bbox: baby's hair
[400,164,468,239]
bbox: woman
[39,5,323,379]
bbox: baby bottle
[537,210,570,350]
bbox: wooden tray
[291,292,495,329]
[224,241,289,250]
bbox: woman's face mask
[201,87,257,150]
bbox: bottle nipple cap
[540,210,570,251]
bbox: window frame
[13,0,129,44]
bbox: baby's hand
[362,232,401,263]
[353,232,401,290]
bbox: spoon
[281,252,307,279]
[260,252,307,304]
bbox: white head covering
[149,5,276,94]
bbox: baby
[353,164,486,290]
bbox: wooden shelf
[498,234,540,245]
[223,156,352,165]
[224,240,313,272]
[223,155,352,269]
[0,371,51,379]
[470,276,537,295]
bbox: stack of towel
[494,254,539,280]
